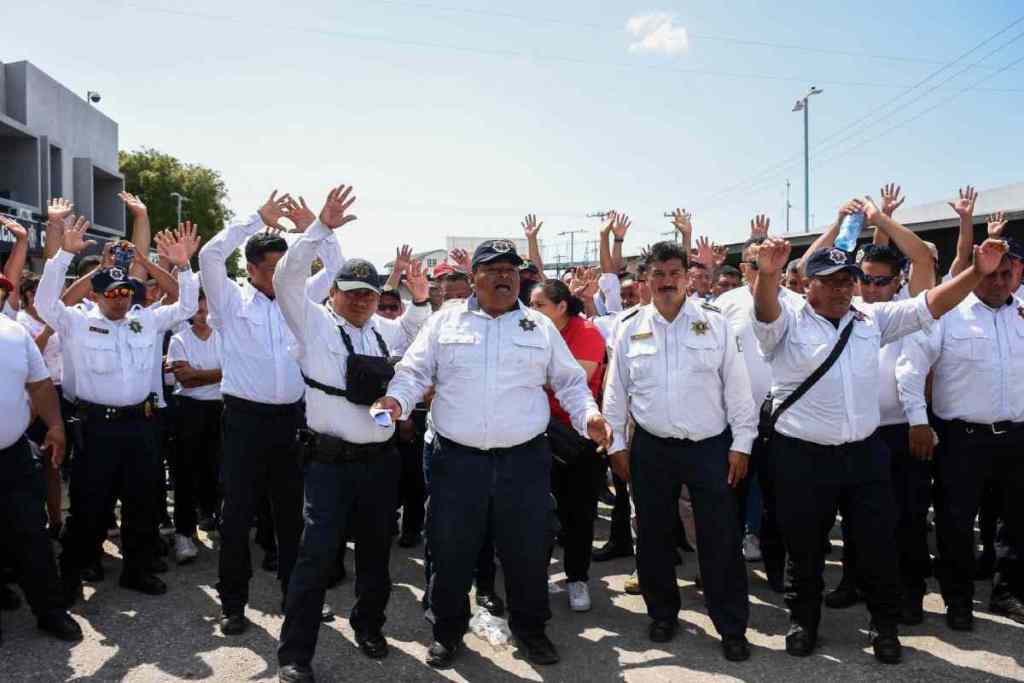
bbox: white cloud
[626,12,689,56]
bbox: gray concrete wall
[0,135,40,206]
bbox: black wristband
[412,298,430,307]
[614,237,624,243]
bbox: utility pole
[587,211,611,221]
[792,86,823,233]
[661,213,682,243]
[170,192,189,225]
[558,229,586,268]
[785,179,792,233]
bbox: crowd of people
[0,180,1021,682]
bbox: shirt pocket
[626,337,659,387]
[437,330,482,380]
[683,333,720,373]
[506,334,548,386]
[126,332,158,372]
[238,303,272,357]
[850,325,881,377]
[82,334,118,375]
[945,324,988,361]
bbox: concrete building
[0,59,124,271]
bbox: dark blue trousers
[631,427,749,639]
[427,434,553,644]
[278,447,400,667]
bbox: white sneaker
[742,533,762,562]
[174,534,198,564]
[568,581,591,612]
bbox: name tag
[88,326,110,335]
[630,331,652,340]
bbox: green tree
[118,148,241,276]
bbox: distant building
[0,60,124,272]
[383,237,530,274]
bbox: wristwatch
[412,298,430,307]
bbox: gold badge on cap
[350,262,371,278]
[492,240,513,254]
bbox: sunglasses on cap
[102,286,135,299]
[859,274,898,287]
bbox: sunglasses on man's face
[103,286,134,299]
[859,274,897,287]
[378,303,400,313]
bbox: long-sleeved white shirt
[36,249,199,407]
[752,293,935,445]
[273,220,430,443]
[199,214,341,405]
[603,298,757,455]
[897,293,1024,425]
[386,297,601,450]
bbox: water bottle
[834,212,865,252]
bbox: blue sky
[5,0,1024,267]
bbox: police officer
[199,191,342,635]
[272,187,430,682]
[898,245,1024,628]
[602,240,757,662]
[376,239,612,668]
[0,276,82,644]
[35,216,199,605]
[751,202,1006,663]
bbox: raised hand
[62,216,95,254]
[319,185,357,230]
[695,235,714,267]
[47,198,74,224]
[395,245,414,273]
[568,267,588,298]
[974,238,1008,275]
[756,237,791,274]
[987,211,1008,237]
[670,208,693,238]
[855,197,883,226]
[405,259,430,302]
[100,241,115,268]
[258,190,293,233]
[282,196,315,232]
[175,221,202,261]
[750,214,770,238]
[156,222,201,267]
[118,191,148,217]
[601,211,618,236]
[522,213,543,239]
[0,214,28,241]
[948,186,978,219]
[611,212,632,240]
[880,183,905,217]
[713,244,728,268]
[448,248,471,272]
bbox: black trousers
[216,397,304,615]
[427,435,553,644]
[397,431,426,537]
[0,438,63,636]
[608,472,633,548]
[551,450,603,582]
[631,427,748,639]
[752,437,786,581]
[836,423,932,601]
[933,420,1024,605]
[173,397,223,536]
[278,446,400,667]
[62,414,160,579]
[773,432,900,635]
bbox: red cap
[0,274,13,293]
[431,262,456,279]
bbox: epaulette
[621,308,641,322]
[701,302,720,313]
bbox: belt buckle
[991,422,1008,435]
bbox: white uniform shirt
[716,284,804,408]
[16,310,62,385]
[387,297,601,450]
[0,315,49,449]
[898,294,1024,425]
[603,298,757,455]
[35,249,199,407]
[199,214,340,405]
[274,220,430,443]
[752,293,934,445]
[167,327,223,401]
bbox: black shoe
[327,564,347,589]
[119,573,167,596]
[320,603,335,622]
[37,611,83,642]
[476,591,506,616]
[785,624,817,657]
[197,516,219,533]
[899,597,924,626]
[149,558,169,574]
[0,584,21,611]
[515,632,559,665]
[262,551,279,573]
[990,595,1024,625]
[649,619,677,643]
[60,572,83,608]
[221,613,250,635]
[824,582,860,609]
[426,640,460,668]
[592,540,633,562]
[946,606,973,631]
[975,550,995,581]
[598,488,616,506]
[278,663,315,682]
[398,531,420,548]
[870,629,902,664]
[80,560,105,583]
[355,631,389,659]
[722,636,750,662]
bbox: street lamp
[170,192,189,225]
[792,86,823,232]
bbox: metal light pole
[170,192,189,225]
[785,179,792,233]
[792,86,822,232]
[558,229,585,267]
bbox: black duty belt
[949,419,1024,436]
[299,429,391,463]
[77,398,153,422]
[223,395,302,417]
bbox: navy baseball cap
[90,267,141,294]
[472,239,523,268]
[334,259,381,294]
[1006,238,1024,261]
[805,247,863,279]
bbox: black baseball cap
[91,267,141,295]
[519,258,540,274]
[1006,238,1024,261]
[334,259,381,294]
[805,247,863,279]
[472,239,523,268]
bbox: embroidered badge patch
[828,249,847,265]
[128,320,143,334]
[109,267,125,280]
[492,240,513,254]
[519,318,537,332]
[351,262,371,278]
[691,321,709,335]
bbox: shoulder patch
[701,302,721,313]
